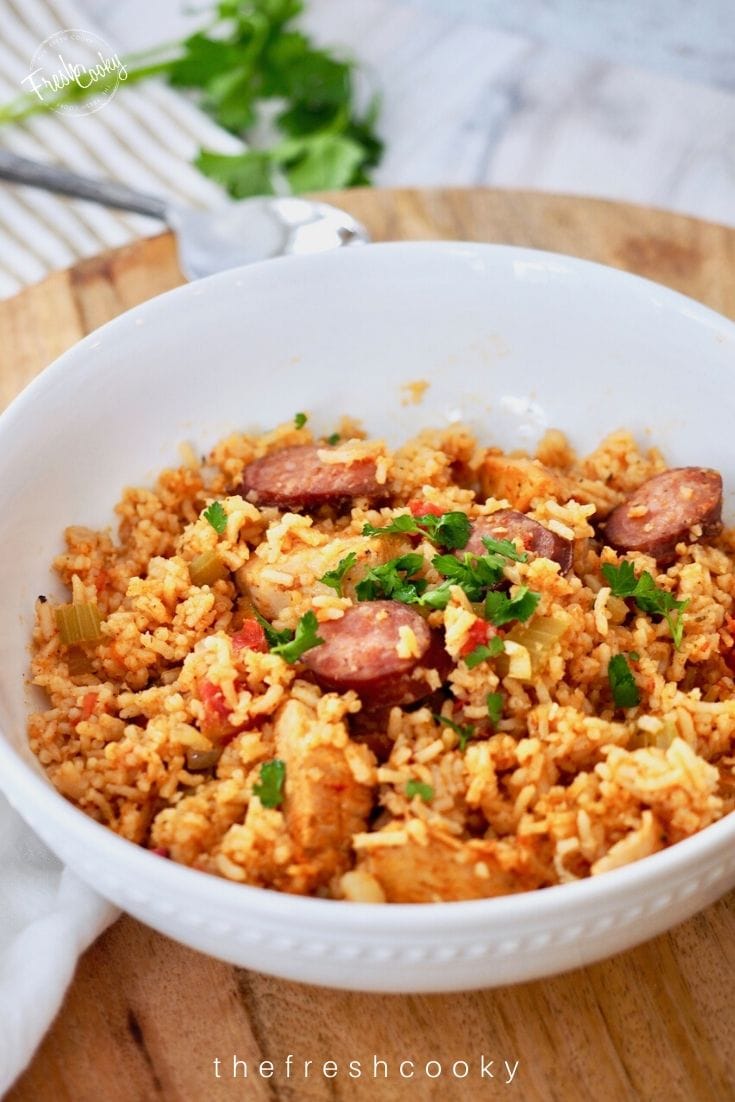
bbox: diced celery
[189,550,229,587]
[55,602,102,646]
[496,615,567,680]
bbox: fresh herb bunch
[0,0,383,197]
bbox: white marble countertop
[85,0,735,228]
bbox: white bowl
[1,242,734,993]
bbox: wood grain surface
[3,188,735,1102]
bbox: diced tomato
[231,619,268,653]
[199,679,231,721]
[94,569,110,594]
[460,619,496,658]
[81,692,98,720]
[151,847,170,859]
[408,498,445,518]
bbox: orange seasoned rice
[27,418,735,902]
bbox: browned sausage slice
[302,601,450,707]
[466,510,573,573]
[240,444,381,509]
[604,467,723,563]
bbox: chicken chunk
[360,826,547,902]
[274,698,376,892]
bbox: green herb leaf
[415,581,454,611]
[319,552,357,597]
[202,500,227,536]
[294,411,307,429]
[362,515,418,538]
[270,610,324,663]
[355,553,427,603]
[326,432,340,445]
[253,609,293,648]
[0,2,384,198]
[432,552,504,602]
[465,636,505,669]
[601,562,689,649]
[484,587,541,627]
[194,148,276,198]
[433,713,476,752]
[416,511,471,550]
[608,654,640,709]
[405,779,434,803]
[253,758,286,808]
[486,692,504,728]
[481,535,528,562]
[362,510,471,550]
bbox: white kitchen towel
[0,800,118,1095]
[0,0,238,1091]
[0,0,242,299]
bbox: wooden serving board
[4,188,735,1102]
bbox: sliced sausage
[603,467,723,563]
[240,444,381,509]
[302,601,450,707]
[466,510,573,573]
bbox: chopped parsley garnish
[253,759,286,808]
[608,654,640,709]
[355,553,427,603]
[363,510,471,550]
[431,552,505,602]
[486,692,504,728]
[269,611,325,663]
[481,535,528,563]
[319,552,357,597]
[433,713,476,751]
[294,411,308,429]
[602,562,689,649]
[465,636,505,669]
[484,586,541,627]
[326,432,341,446]
[416,580,454,610]
[405,779,434,803]
[202,500,227,535]
[253,610,293,648]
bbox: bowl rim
[1,238,734,928]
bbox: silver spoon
[0,150,369,280]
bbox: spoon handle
[0,150,169,220]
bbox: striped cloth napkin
[0,0,242,299]
[0,0,237,1091]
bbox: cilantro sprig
[608,654,640,710]
[319,552,357,597]
[602,562,689,649]
[294,411,308,429]
[0,1,383,197]
[202,501,227,536]
[363,511,471,550]
[405,779,434,803]
[253,759,286,808]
